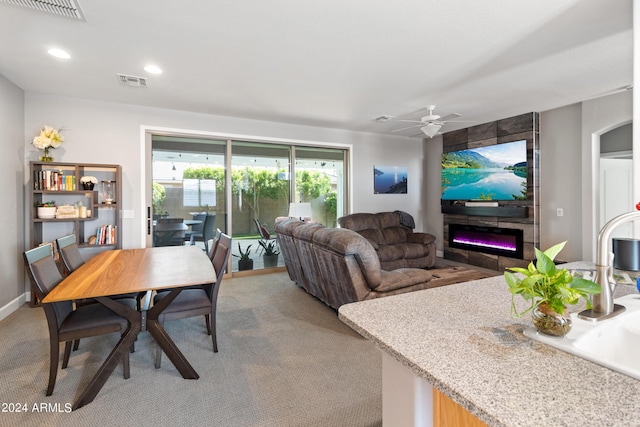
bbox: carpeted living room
[0,263,493,427]
[0,1,635,427]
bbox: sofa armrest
[408,232,436,246]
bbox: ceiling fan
[381,105,471,138]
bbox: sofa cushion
[337,213,385,245]
[374,269,433,292]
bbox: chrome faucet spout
[579,210,640,321]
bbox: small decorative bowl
[82,182,95,190]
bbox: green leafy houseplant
[258,240,280,256]
[504,241,601,318]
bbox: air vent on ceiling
[116,74,148,88]
[1,0,85,20]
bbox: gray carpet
[0,273,382,427]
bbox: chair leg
[46,340,61,396]
[210,308,218,353]
[205,314,211,335]
[61,341,72,369]
[72,339,80,351]
[122,353,130,379]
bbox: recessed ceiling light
[48,48,70,59]
[144,65,162,74]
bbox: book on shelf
[95,224,117,245]
[34,170,76,191]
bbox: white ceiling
[0,0,632,137]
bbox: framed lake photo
[374,165,408,194]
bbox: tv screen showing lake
[441,140,527,201]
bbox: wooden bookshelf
[29,161,122,306]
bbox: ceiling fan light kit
[421,122,442,138]
[380,105,470,138]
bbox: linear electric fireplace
[448,224,524,259]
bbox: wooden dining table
[42,245,216,410]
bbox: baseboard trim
[0,293,27,322]
[436,250,444,258]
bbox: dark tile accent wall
[442,112,540,271]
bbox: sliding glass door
[149,133,348,273]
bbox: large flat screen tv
[441,139,527,201]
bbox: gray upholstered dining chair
[154,217,186,247]
[188,213,217,252]
[153,232,232,368]
[55,233,142,352]
[23,245,135,396]
[56,234,85,274]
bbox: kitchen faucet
[578,210,640,321]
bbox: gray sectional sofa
[275,219,436,309]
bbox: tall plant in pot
[504,241,601,337]
[234,243,253,271]
[258,240,280,268]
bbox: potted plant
[37,201,57,219]
[234,243,253,271]
[259,240,280,268]
[504,241,601,337]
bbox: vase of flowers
[32,125,64,162]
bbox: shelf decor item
[102,180,115,204]
[32,125,64,162]
[80,176,97,190]
[504,241,601,337]
[37,201,57,219]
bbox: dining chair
[154,232,232,368]
[56,234,85,274]
[189,213,217,252]
[23,245,135,396]
[184,212,206,245]
[206,228,223,261]
[154,217,186,247]
[55,234,143,354]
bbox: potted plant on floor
[259,240,280,268]
[234,243,253,271]
[504,241,601,337]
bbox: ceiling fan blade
[394,119,425,124]
[392,124,422,133]
[438,113,462,122]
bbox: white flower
[80,176,98,184]
[32,125,64,150]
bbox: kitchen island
[338,263,640,427]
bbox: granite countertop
[338,262,640,427]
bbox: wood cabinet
[29,161,122,305]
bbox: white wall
[0,74,25,314]
[24,93,425,251]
